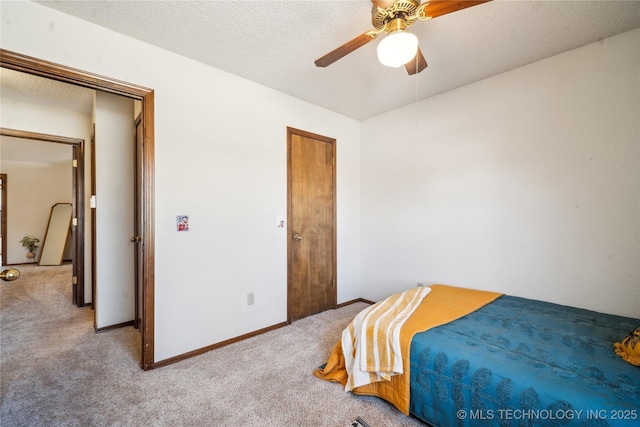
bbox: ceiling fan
[315,0,492,75]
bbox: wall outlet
[247,292,255,305]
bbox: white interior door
[94,91,136,329]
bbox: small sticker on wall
[177,215,189,232]
[277,215,285,228]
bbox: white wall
[94,91,136,328]
[7,1,633,365]
[361,29,640,319]
[0,1,362,361]
[0,158,71,264]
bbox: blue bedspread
[409,296,640,426]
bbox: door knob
[293,233,303,241]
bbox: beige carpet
[1,265,426,426]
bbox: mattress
[409,295,640,426]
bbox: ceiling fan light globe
[377,31,418,68]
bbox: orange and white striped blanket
[342,287,431,391]
[314,285,503,415]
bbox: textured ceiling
[0,68,95,116]
[14,0,640,120]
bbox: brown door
[287,127,337,322]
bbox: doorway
[0,129,84,305]
[0,49,156,370]
[287,127,337,322]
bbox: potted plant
[20,235,40,261]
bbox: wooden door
[287,127,336,322]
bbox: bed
[314,285,640,426]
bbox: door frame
[134,113,143,330]
[0,49,156,370]
[0,128,84,304]
[286,126,337,323]
[1,174,6,266]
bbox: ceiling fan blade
[371,0,396,8]
[315,32,375,68]
[421,0,492,19]
[405,47,428,75]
